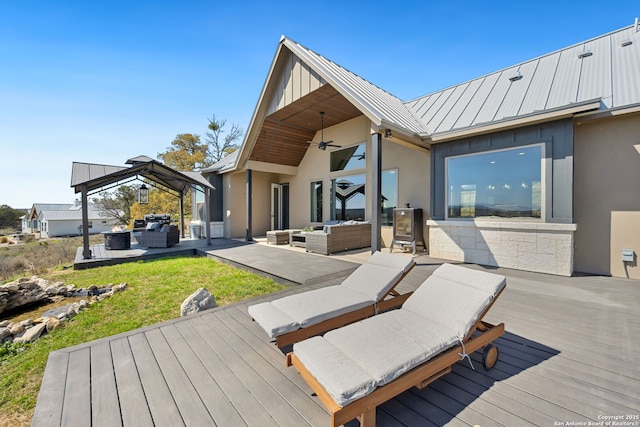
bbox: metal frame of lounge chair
[286,286,505,427]
[273,267,414,348]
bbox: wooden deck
[35,244,640,426]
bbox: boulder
[14,322,47,343]
[180,288,217,317]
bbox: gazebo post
[204,187,211,245]
[179,192,185,238]
[371,133,382,253]
[81,185,91,259]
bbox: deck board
[90,342,123,427]
[33,242,640,426]
[126,333,185,427]
[110,337,155,427]
[60,348,91,426]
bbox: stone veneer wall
[426,220,577,276]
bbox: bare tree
[92,185,136,225]
[205,114,243,164]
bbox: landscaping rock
[14,322,47,343]
[0,327,10,340]
[180,288,217,317]
[0,276,128,347]
[45,317,61,332]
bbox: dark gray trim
[430,118,574,223]
[246,169,253,241]
[81,186,91,259]
[370,133,382,252]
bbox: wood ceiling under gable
[249,84,363,167]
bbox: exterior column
[371,133,382,253]
[246,169,253,241]
[81,185,91,259]
[204,187,211,245]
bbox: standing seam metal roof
[405,23,640,138]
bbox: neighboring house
[22,203,73,234]
[23,202,119,238]
[200,20,640,279]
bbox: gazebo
[70,155,215,259]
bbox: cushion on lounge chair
[341,263,405,301]
[249,253,415,341]
[272,286,374,327]
[403,265,505,339]
[366,251,414,273]
[247,302,299,338]
[294,336,377,407]
[322,310,458,387]
[431,263,506,295]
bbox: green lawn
[0,256,286,426]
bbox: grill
[103,231,131,250]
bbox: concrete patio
[36,241,640,426]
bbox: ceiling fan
[308,112,341,150]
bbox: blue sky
[1,1,637,208]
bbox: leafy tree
[92,185,136,225]
[129,187,183,225]
[158,133,208,171]
[0,205,23,230]
[205,114,243,164]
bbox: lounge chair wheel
[482,344,499,370]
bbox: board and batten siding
[267,51,326,115]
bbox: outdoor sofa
[287,263,506,427]
[135,223,179,248]
[248,251,415,348]
[305,220,371,255]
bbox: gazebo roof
[71,155,214,195]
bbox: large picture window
[446,145,542,219]
[330,174,365,221]
[310,181,323,222]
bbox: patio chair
[286,263,506,427]
[248,251,415,348]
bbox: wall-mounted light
[384,129,393,138]
[138,184,149,204]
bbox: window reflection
[382,169,398,226]
[330,143,366,172]
[447,145,542,219]
[330,174,365,221]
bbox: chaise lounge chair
[286,263,506,427]
[248,251,415,348]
